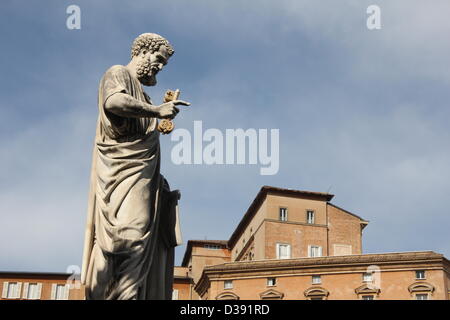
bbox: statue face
[136,46,170,86]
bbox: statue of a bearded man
[81,33,189,300]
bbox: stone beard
[81,37,181,300]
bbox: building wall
[327,204,364,256]
[174,266,190,278]
[440,268,450,300]
[231,193,355,262]
[205,267,448,300]
[265,194,327,225]
[0,274,85,300]
[189,246,231,284]
[173,280,191,300]
[264,221,328,259]
[231,199,267,261]
[186,245,231,299]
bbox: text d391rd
[179,304,270,317]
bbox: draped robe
[81,65,181,300]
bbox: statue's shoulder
[103,65,130,78]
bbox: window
[224,280,233,289]
[312,275,321,284]
[24,283,42,300]
[51,284,69,300]
[306,210,315,224]
[267,278,276,287]
[363,273,373,282]
[415,270,426,280]
[416,294,428,300]
[310,297,324,300]
[308,245,322,257]
[362,295,374,300]
[172,289,179,300]
[276,243,291,259]
[279,208,288,221]
[2,282,21,299]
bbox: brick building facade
[175,186,450,300]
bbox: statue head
[130,33,174,86]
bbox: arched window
[408,282,435,300]
[216,292,240,300]
[304,287,329,300]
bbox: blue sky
[1,0,450,272]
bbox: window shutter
[50,284,57,300]
[36,283,42,299]
[22,283,29,299]
[64,284,70,300]
[16,282,22,299]
[2,282,8,298]
[318,246,323,257]
[172,289,179,300]
[286,245,291,259]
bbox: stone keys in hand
[157,89,181,134]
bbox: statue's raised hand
[157,100,190,119]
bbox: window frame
[279,207,288,222]
[53,284,70,300]
[308,245,323,258]
[6,282,21,299]
[267,278,277,287]
[312,275,322,285]
[25,283,41,300]
[306,210,315,224]
[276,243,291,259]
[362,272,373,282]
[224,280,233,290]
[415,270,426,280]
[415,293,428,300]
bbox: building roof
[181,240,228,267]
[228,186,335,248]
[327,203,369,226]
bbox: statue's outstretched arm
[105,92,188,119]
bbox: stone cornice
[195,251,446,295]
[204,251,443,273]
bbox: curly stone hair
[130,33,174,58]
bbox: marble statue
[81,33,190,300]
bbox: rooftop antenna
[326,185,333,194]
